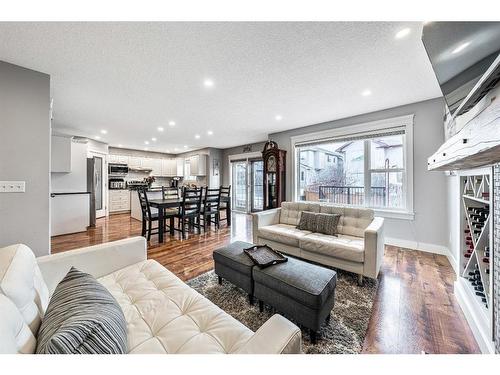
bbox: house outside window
[292,115,414,218]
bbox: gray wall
[221,141,267,186]
[268,97,448,248]
[0,61,51,256]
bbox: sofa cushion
[296,211,318,232]
[258,224,312,247]
[279,202,320,226]
[36,267,128,354]
[319,205,373,237]
[315,213,341,236]
[98,259,254,353]
[0,244,49,353]
[300,233,365,263]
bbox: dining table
[148,198,182,243]
[148,195,231,243]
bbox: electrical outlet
[0,181,26,193]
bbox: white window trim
[290,114,415,220]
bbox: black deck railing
[318,186,386,206]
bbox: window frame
[290,114,414,220]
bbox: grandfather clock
[262,140,286,210]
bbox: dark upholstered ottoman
[213,241,256,304]
[253,257,337,343]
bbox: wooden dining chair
[200,187,221,231]
[137,188,159,241]
[174,187,203,239]
[218,185,231,226]
[160,186,180,235]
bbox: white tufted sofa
[0,237,301,354]
[253,202,384,282]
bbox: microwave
[109,163,129,176]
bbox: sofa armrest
[363,217,384,279]
[252,208,281,244]
[38,237,147,293]
[235,314,301,354]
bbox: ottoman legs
[310,330,318,344]
[357,274,364,286]
[248,294,254,305]
[259,300,264,312]
[218,275,223,285]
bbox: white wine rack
[461,173,492,310]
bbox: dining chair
[218,185,231,226]
[137,188,159,241]
[161,186,180,235]
[200,187,221,231]
[175,187,203,239]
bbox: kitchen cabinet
[51,136,72,173]
[51,193,90,235]
[128,156,142,168]
[176,158,184,176]
[109,154,129,164]
[142,157,154,169]
[159,158,176,176]
[151,158,163,176]
[109,189,130,212]
[188,154,207,176]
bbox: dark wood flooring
[51,212,480,354]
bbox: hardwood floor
[51,212,480,354]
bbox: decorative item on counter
[144,176,156,188]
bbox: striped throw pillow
[36,267,127,354]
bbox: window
[293,115,413,216]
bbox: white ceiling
[0,22,442,153]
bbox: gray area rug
[187,270,378,354]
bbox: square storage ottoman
[252,257,337,343]
[213,241,256,304]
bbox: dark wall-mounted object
[262,140,286,210]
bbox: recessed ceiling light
[361,89,372,97]
[184,145,188,148]
[100,129,107,134]
[452,42,471,54]
[169,121,176,127]
[118,144,123,148]
[95,135,101,140]
[144,148,149,151]
[207,130,213,136]
[195,134,200,139]
[151,137,157,142]
[157,126,164,132]
[144,141,149,145]
[275,115,283,121]
[395,28,411,39]
[203,79,214,88]
[166,149,170,153]
[174,147,179,151]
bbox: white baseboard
[385,237,458,275]
[454,278,495,353]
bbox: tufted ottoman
[253,257,337,343]
[213,241,256,304]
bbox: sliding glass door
[231,158,263,213]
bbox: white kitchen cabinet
[51,136,72,173]
[109,189,130,212]
[109,154,129,164]
[189,154,207,176]
[160,158,176,176]
[151,158,163,176]
[50,193,90,235]
[128,156,142,168]
[142,157,154,169]
[176,158,184,176]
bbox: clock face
[267,155,276,172]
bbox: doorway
[231,158,263,213]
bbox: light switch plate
[0,181,26,193]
